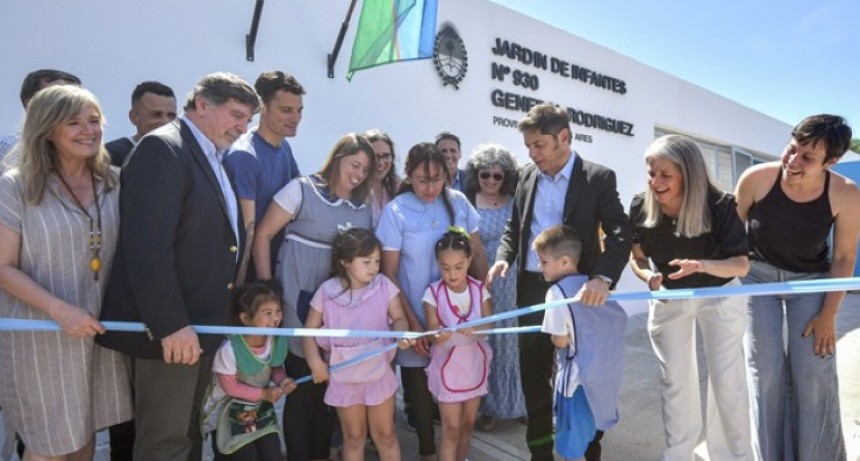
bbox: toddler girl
[203,280,297,461]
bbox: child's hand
[434,330,452,343]
[414,336,432,357]
[397,338,415,350]
[647,272,664,291]
[261,385,283,403]
[458,327,482,337]
[551,334,570,349]
[309,361,330,384]
[280,378,297,395]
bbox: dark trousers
[517,271,604,461]
[401,366,437,456]
[109,420,136,461]
[212,432,282,461]
[133,355,214,461]
[282,353,335,461]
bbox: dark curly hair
[464,143,519,204]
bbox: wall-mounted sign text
[488,37,635,137]
[491,39,627,94]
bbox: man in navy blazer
[490,103,632,461]
[99,72,259,461]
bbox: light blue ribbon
[0,320,424,339]
[2,278,859,384]
[294,341,402,385]
[437,277,860,334]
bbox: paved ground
[3,295,859,460]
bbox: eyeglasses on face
[479,172,504,181]
[376,153,393,164]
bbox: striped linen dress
[0,170,132,456]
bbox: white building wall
[0,0,793,312]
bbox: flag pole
[328,0,360,78]
[245,0,265,62]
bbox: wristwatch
[593,275,613,285]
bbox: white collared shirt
[182,116,240,244]
[526,151,577,271]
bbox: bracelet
[647,273,660,288]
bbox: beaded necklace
[57,171,102,281]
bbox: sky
[490,0,860,133]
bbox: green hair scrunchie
[447,225,470,240]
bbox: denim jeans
[743,260,846,461]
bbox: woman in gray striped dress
[0,85,131,460]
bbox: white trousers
[648,279,754,461]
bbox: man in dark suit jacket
[98,72,259,461]
[102,79,177,461]
[489,103,631,461]
[105,80,177,167]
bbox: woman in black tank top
[734,114,857,461]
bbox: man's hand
[579,277,610,306]
[161,325,202,365]
[487,261,509,289]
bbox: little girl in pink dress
[303,228,412,461]
[424,229,494,461]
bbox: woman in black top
[629,135,753,460]
[735,115,859,461]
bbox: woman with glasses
[463,144,526,431]
[376,142,488,461]
[364,129,401,228]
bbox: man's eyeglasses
[479,172,504,181]
[376,153,393,164]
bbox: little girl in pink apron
[423,229,494,461]
[303,228,412,461]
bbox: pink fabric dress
[425,276,493,403]
[311,274,399,407]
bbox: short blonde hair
[17,85,117,204]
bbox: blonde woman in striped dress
[0,85,131,460]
